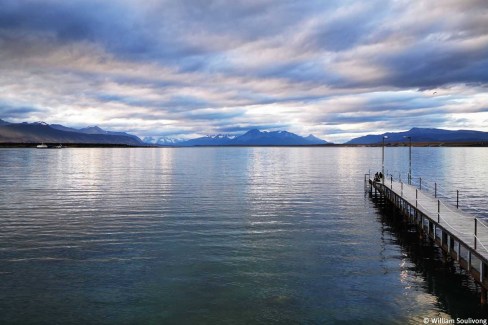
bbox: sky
[0,0,487,143]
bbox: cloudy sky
[1,0,487,143]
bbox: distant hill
[77,126,142,143]
[305,134,327,144]
[346,127,488,144]
[0,121,144,145]
[175,129,330,146]
[0,119,11,126]
[50,124,80,133]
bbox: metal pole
[404,136,412,184]
[382,136,386,184]
[435,183,437,198]
[420,178,422,190]
[390,175,393,189]
[401,182,403,197]
[475,218,478,250]
[416,189,418,207]
[409,137,412,185]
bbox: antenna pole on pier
[382,136,387,185]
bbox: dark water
[1,147,487,324]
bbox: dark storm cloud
[0,0,206,62]
[0,103,42,119]
[377,41,488,89]
[0,1,97,41]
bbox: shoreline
[1,142,488,148]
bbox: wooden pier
[366,175,488,303]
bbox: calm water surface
[1,147,488,324]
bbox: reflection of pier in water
[366,174,488,305]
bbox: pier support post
[419,215,424,237]
[457,242,461,262]
[481,261,485,284]
[481,262,487,304]
[468,251,472,271]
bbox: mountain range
[346,127,488,145]
[0,119,330,146]
[0,120,144,146]
[176,129,330,146]
[2,119,487,146]
[143,130,330,146]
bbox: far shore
[1,141,488,148]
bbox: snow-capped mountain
[143,136,185,145]
[179,134,237,146]
[175,129,330,146]
[232,129,324,145]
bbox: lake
[1,147,488,324]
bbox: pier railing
[384,171,488,218]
